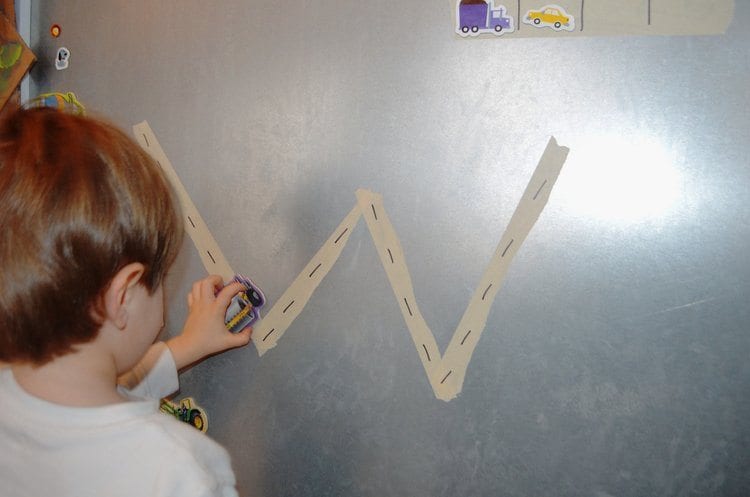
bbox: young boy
[0,107,251,496]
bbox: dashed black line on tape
[309,263,322,278]
[441,370,452,384]
[482,284,492,301]
[334,228,348,244]
[502,239,514,257]
[533,179,548,200]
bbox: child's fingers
[215,281,245,307]
[230,326,253,347]
[190,280,201,301]
[189,275,229,302]
[200,275,224,298]
[190,278,212,302]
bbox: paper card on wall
[453,0,735,38]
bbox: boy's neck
[11,344,127,407]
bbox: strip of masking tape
[356,189,444,386]
[437,137,568,400]
[252,206,362,356]
[130,121,567,401]
[355,137,568,401]
[452,0,734,38]
[133,121,235,282]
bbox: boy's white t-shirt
[0,342,238,497]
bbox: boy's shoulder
[135,410,238,493]
[144,409,236,473]
[0,369,237,497]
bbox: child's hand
[166,275,253,371]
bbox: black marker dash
[580,0,584,31]
[440,370,452,384]
[404,298,413,317]
[334,228,348,244]
[387,248,394,263]
[482,284,492,301]
[206,250,216,264]
[142,134,149,147]
[283,301,295,314]
[422,344,431,362]
[461,330,472,345]
[263,328,275,341]
[371,204,378,220]
[502,239,514,257]
[533,179,548,200]
[187,216,196,228]
[517,0,521,30]
[309,263,322,278]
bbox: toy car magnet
[159,397,208,433]
[223,274,266,333]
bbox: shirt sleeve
[116,342,179,399]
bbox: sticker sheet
[454,0,735,38]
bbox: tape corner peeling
[254,340,274,357]
[547,135,567,151]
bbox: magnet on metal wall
[55,47,69,70]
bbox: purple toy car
[223,274,266,333]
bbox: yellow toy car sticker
[523,4,575,31]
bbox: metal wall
[31,2,749,495]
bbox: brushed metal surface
[31,1,750,495]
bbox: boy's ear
[103,263,146,329]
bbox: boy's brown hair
[0,107,183,364]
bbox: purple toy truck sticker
[456,0,514,36]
